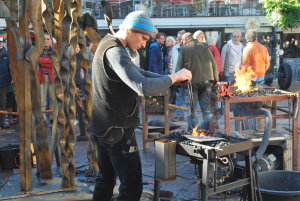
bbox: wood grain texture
[29,0,52,179]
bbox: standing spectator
[165,36,176,103]
[193,30,207,46]
[74,44,86,137]
[242,29,270,84]
[172,30,186,122]
[86,41,94,79]
[233,30,270,131]
[138,28,158,70]
[6,84,17,126]
[164,36,176,75]
[148,32,166,74]
[90,11,192,201]
[207,36,221,76]
[171,30,186,74]
[0,37,11,129]
[176,32,218,130]
[38,33,54,123]
[75,44,85,93]
[220,31,244,82]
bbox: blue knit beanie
[119,11,154,36]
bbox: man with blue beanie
[91,11,192,201]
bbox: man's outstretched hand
[169,68,192,85]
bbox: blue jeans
[0,86,8,126]
[223,73,235,83]
[175,86,186,118]
[93,128,142,201]
[187,82,211,131]
[40,74,54,121]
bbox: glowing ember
[234,66,255,93]
[191,124,213,137]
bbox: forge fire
[191,124,213,137]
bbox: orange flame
[191,124,212,137]
[234,66,256,93]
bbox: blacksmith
[91,11,192,201]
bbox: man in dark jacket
[138,27,158,70]
[0,38,11,129]
[176,32,218,130]
[91,11,192,201]
[148,32,166,74]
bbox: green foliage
[263,0,300,29]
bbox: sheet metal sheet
[182,135,224,142]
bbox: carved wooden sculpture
[3,0,33,191]
[28,0,52,179]
[0,0,114,191]
[1,0,52,190]
[57,0,78,188]
[47,0,66,169]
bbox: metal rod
[230,114,290,120]
[0,109,53,115]
[168,104,202,112]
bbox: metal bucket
[0,144,20,169]
[155,139,176,181]
[258,170,300,201]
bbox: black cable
[252,108,272,162]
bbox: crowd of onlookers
[134,28,269,130]
[0,27,270,133]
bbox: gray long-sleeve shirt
[105,46,172,96]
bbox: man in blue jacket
[0,38,11,129]
[148,32,166,74]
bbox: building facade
[83,0,272,48]
[0,0,297,58]
[81,0,299,59]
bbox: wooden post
[5,0,32,191]
[292,95,298,170]
[224,98,230,136]
[18,0,33,191]
[141,96,149,151]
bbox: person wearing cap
[91,11,192,201]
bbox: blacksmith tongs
[187,83,196,119]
